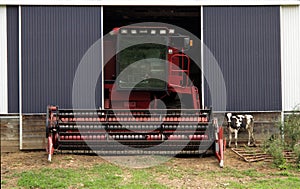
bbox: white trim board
[19,5,23,149]
[281,5,300,111]
[0,6,8,114]
[1,0,300,6]
[101,6,104,109]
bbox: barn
[0,0,300,152]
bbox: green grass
[122,169,167,189]
[241,168,265,177]
[271,170,295,177]
[152,165,185,180]
[17,164,123,189]
[16,163,167,189]
[153,164,266,181]
[6,159,300,189]
[1,180,7,185]
[188,167,265,179]
[228,177,300,189]
[153,164,299,189]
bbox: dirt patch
[1,151,105,173]
[1,150,255,172]
[1,151,107,188]
[153,150,280,189]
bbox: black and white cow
[225,113,255,148]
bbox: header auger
[46,106,224,167]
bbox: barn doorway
[103,6,202,109]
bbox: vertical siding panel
[281,6,300,111]
[204,6,281,111]
[7,6,19,113]
[21,6,102,113]
[0,6,8,114]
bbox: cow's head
[245,115,253,124]
[237,115,245,121]
[226,113,232,123]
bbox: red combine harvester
[46,26,224,167]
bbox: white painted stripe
[0,6,8,114]
[200,6,204,109]
[280,6,285,139]
[0,116,21,119]
[19,5,23,150]
[1,0,300,6]
[101,6,104,109]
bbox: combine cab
[46,26,224,167]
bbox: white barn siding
[281,6,300,111]
[0,6,8,114]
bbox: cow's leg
[247,126,255,146]
[247,129,251,146]
[228,128,232,148]
[234,130,238,148]
[250,128,255,146]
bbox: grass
[271,170,295,177]
[15,163,167,189]
[2,158,299,189]
[152,165,185,180]
[1,180,7,185]
[17,164,123,189]
[228,177,300,189]
[152,163,265,180]
[122,169,167,189]
[183,167,264,179]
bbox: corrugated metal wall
[281,6,300,111]
[7,6,19,113]
[4,5,298,113]
[0,6,8,114]
[21,6,102,113]
[203,6,282,111]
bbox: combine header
[46,26,224,167]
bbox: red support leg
[47,135,54,162]
[218,127,224,168]
[215,126,224,168]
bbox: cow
[225,113,255,148]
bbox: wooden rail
[232,148,297,163]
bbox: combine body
[46,26,224,167]
[104,26,200,109]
